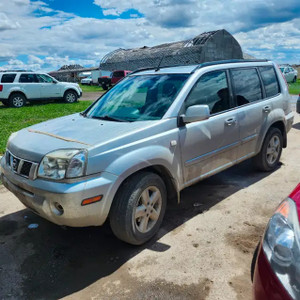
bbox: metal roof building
[99,29,243,71]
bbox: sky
[0,0,299,71]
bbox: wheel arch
[64,88,79,97]
[258,120,287,153]
[9,91,27,100]
[115,165,179,206]
[269,120,287,148]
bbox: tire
[251,243,260,282]
[110,172,167,245]
[101,84,108,90]
[64,90,78,103]
[292,76,297,83]
[2,99,9,106]
[9,93,26,108]
[254,127,283,172]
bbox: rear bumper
[285,111,294,133]
[0,156,118,227]
[253,245,292,300]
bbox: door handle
[263,105,271,113]
[225,117,236,126]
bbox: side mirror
[181,105,210,124]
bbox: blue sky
[0,0,299,71]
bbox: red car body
[253,184,300,300]
[111,70,131,85]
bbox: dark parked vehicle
[296,93,300,114]
[252,184,300,300]
[98,70,131,90]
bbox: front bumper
[0,156,118,227]
[253,245,292,300]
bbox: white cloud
[0,0,299,71]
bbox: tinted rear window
[231,68,262,106]
[1,74,16,83]
[113,71,124,77]
[259,66,280,98]
[19,74,38,83]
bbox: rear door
[19,74,40,99]
[232,66,280,161]
[179,70,240,186]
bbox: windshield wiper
[91,115,126,122]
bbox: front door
[36,74,61,98]
[179,70,240,186]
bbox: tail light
[0,85,3,92]
[263,197,300,299]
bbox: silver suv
[0,60,294,245]
[0,71,82,107]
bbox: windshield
[86,74,189,122]
[280,68,285,72]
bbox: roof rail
[129,59,270,75]
[0,70,33,73]
[192,59,270,73]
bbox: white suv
[0,72,82,108]
[279,65,298,83]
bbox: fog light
[51,202,64,216]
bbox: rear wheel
[9,93,26,108]
[64,90,78,103]
[110,172,167,245]
[254,127,283,171]
[292,76,297,83]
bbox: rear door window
[1,74,16,83]
[231,68,262,106]
[19,74,38,83]
[259,66,280,98]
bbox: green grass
[0,101,93,154]
[79,84,104,93]
[288,79,300,95]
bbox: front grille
[20,161,32,177]
[6,151,37,179]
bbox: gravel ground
[0,113,299,300]
[80,91,104,101]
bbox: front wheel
[64,90,78,103]
[292,76,297,83]
[254,127,283,171]
[110,172,167,245]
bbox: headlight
[263,198,300,299]
[38,149,87,180]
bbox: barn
[99,29,243,71]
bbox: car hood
[7,113,165,162]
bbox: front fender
[106,145,180,185]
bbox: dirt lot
[0,113,299,300]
